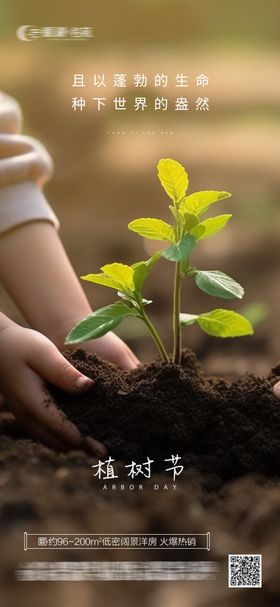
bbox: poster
[0,1,280,605]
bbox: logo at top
[16,25,94,42]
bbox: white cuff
[0,181,59,235]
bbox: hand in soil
[0,322,106,456]
[51,318,139,370]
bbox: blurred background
[0,0,280,373]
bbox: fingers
[83,435,107,458]
[91,333,140,370]
[17,405,107,456]
[11,367,84,446]
[97,346,139,370]
[0,325,107,456]
[113,346,140,371]
[273,382,280,399]
[10,367,107,457]
[12,405,70,451]
[27,336,94,393]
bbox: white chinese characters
[71,72,210,112]
[91,455,184,481]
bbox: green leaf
[180,190,231,216]
[169,206,199,233]
[180,308,253,337]
[157,158,189,202]
[169,205,183,224]
[195,270,244,300]
[128,218,175,242]
[81,273,123,291]
[161,234,196,262]
[181,212,200,231]
[82,262,135,293]
[65,302,137,344]
[190,214,232,240]
[132,252,161,292]
[101,263,135,291]
[198,309,253,337]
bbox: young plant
[66,159,253,364]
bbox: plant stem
[141,309,169,363]
[173,260,182,365]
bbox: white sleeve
[0,92,59,235]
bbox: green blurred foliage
[241,303,268,327]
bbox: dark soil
[1,349,280,607]
[49,348,280,482]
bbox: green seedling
[66,158,253,364]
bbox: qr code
[228,554,262,588]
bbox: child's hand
[0,321,106,457]
[49,318,140,370]
[75,331,139,370]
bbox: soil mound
[49,348,280,481]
